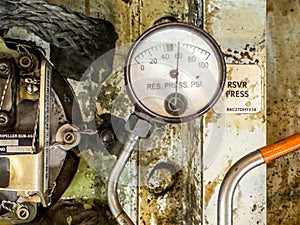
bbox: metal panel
[45,1,268,225]
[0,154,43,191]
[203,0,266,224]
[267,1,300,224]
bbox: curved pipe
[107,133,139,225]
[218,133,300,225]
[217,150,264,225]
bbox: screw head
[19,55,32,69]
[0,113,9,125]
[0,62,10,76]
[100,129,116,149]
[16,206,30,220]
[63,131,76,144]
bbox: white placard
[214,64,262,113]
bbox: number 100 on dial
[125,22,226,123]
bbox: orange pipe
[259,133,300,164]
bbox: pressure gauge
[125,22,226,123]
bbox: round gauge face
[125,22,226,123]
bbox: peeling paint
[224,44,260,64]
[41,1,271,225]
[203,1,266,225]
[97,83,121,112]
[204,160,232,206]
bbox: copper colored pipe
[259,133,300,163]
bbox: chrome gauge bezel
[125,22,226,123]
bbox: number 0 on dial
[125,22,226,123]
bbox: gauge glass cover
[125,23,226,123]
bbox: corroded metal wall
[46,1,202,224]
[203,1,266,225]
[42,1,299,225]
[267,1,300,224]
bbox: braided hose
[0,0,118,81]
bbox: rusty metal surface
[203,1,266,225]
[44,1,199,224]
[267,1,300,224]
[38,1,300,225]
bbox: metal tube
[107,132,139,225]
[217,150,265,225]
[260,133,300,163]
